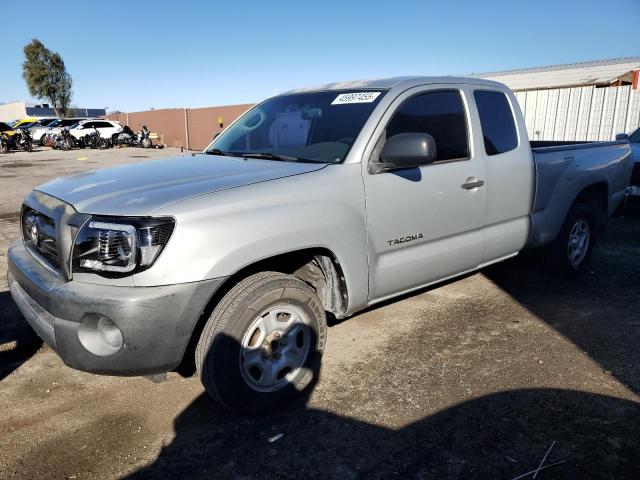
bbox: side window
[83,122,95,128]
[95,122,112,128]
[474,90,518,155]
[386,90,469,161]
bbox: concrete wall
[0,102,27,122]
[514,85,640,141]
[108,103,254,151]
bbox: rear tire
[195,271,326,415]
[544,202,595,277]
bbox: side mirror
[372,133,437,173]
[615,133,629,141]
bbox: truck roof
[282,76,507,95]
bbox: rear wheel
[0,141,8,154]
[544,202,595,276]
[195,272,326,415]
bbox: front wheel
[544,202,595,277]
[195,272,327,415]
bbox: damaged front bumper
[8,240,226,376]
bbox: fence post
[184,107,190,150]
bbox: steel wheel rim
[239,303,312,392]
[567,218,590,267]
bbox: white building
[478,57,640,141]
[0,101,106,122]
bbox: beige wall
[0,102,27,123]
[108,103,255,150]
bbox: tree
[22,39,73,117]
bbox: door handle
[461,178,485,190]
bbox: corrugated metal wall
[514,85,640,141]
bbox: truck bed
[526,140,632,248]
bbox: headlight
[72,217,174,276]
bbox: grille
[21,205,62,275]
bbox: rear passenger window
[386,90,469,161]
[474,90,518,155]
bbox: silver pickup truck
[8,77,632,414]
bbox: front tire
[544,202,595,277]
[195,272,326,415]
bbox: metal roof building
[0,101,106,123]
[477,57,640,141]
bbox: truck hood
[37,154,327,215]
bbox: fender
[134,164,371,315]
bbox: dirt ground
[0,148,638,479]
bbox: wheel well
[575,182,607,210]
[574,182,608,230]
[175,248,348,376]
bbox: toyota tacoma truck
[8,77,633,414]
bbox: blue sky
[1,0,638,113]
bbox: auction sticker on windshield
[331,92,381,105]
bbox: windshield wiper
[205,148,237,156]
[238,152,301,162]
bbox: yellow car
[9,117,38,131]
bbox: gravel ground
[0,148,638,479]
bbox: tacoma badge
[387,233,424,246]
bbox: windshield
[207,90,387,163]
[630,127,640,144]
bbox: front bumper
[8,240,226,375]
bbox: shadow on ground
[0,290,42,381]
[129,387,638,478]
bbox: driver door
[363,86,486,301]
